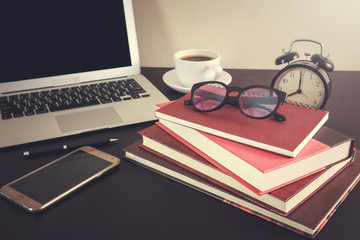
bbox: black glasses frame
[184,81,287,122]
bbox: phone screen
[8,150,113,204]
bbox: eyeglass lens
[192,83,279,118]
[239,88,278,118]
[193,83,226,111]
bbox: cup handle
[204,65,223,81]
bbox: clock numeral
[282,78,288,84]
[316,81,321,87]
[290,72,295,78]
[310,74,313,79]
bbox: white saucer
[163,69,232,94]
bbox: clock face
[272,67,326,108]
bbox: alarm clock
[271,39,334,109]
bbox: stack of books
[124,93,359,238]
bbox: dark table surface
[0,68,359,240]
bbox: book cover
[155,94,329,157]
[139,124,352,214]
[123,141,360,238]
[158,120,354,194]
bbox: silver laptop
[0,0,169,148]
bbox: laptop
[0,0,169,148]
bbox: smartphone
[0,146,120,212]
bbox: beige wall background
[133,0,360,71]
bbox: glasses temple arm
[273,112,286,122]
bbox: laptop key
[131,93,141,99]
[13,111,24,118]
[99,97,112,104]
[1,112,12,120]
[25,110,35,116]
[36,107,49,114]
[1,105,18,115]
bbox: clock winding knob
[310,54,334,72]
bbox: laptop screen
[1,0,139,92]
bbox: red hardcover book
[158,120,354,195]
[155,94,329,157]
[139,124,352,215]
[124,141,360,239]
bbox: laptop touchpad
[55,107,123,132]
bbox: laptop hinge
[52,77,81,87]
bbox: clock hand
[298,70,304,90]
[300,92,309,99]
[288,89,302,97]
[299,71,305,89]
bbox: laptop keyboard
[0,78,150,120]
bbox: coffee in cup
[180,55,215,61]
[174,49,223,88]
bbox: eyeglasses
[184,81,287,122]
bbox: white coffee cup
[174,49,223,88]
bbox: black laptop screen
[0,0,131,83]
